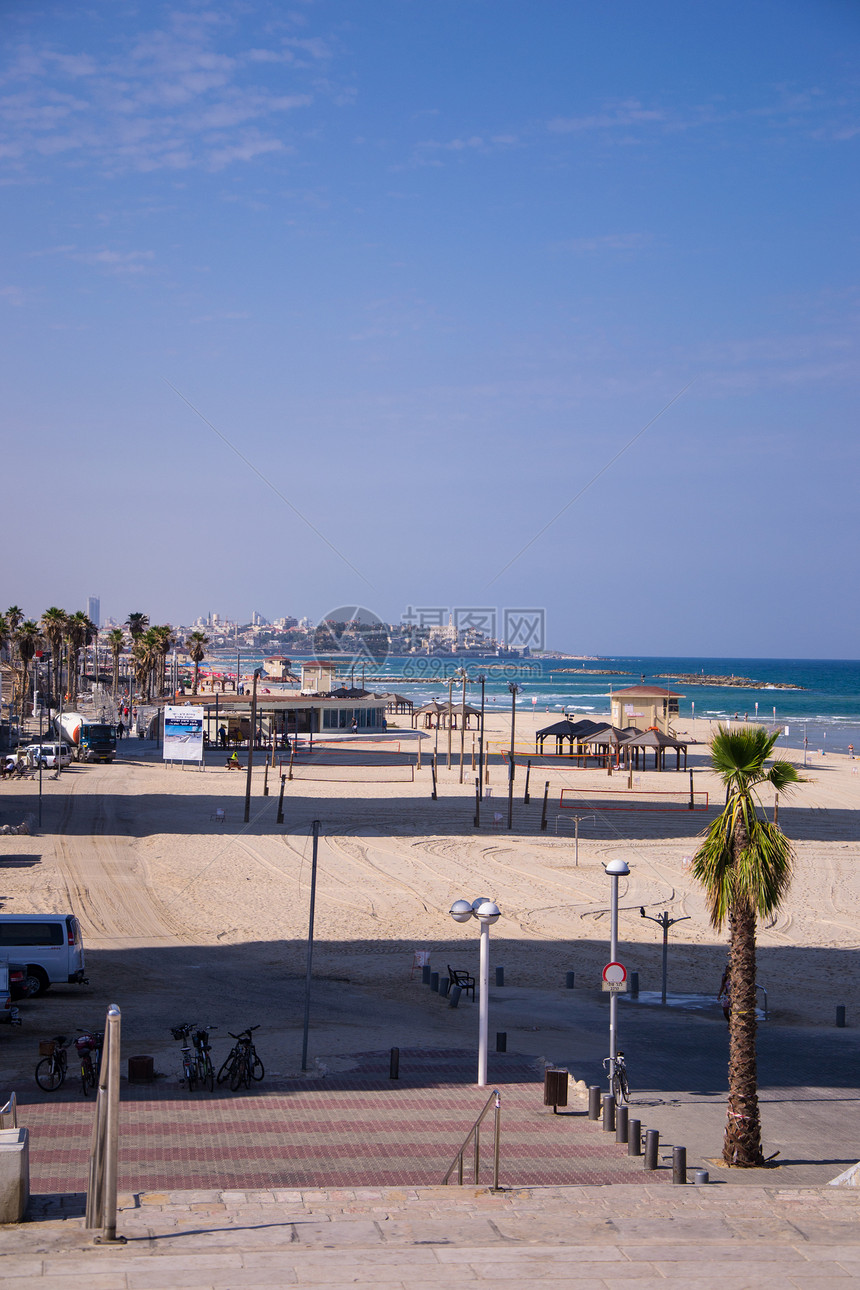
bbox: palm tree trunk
[723,898,764,1166]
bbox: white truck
[55,712,117,763]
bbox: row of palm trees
[0,605,212,708]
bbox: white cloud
[73,249,156,274]
[556,234,650,253]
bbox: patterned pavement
[17,1048,670,1193]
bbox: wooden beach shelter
[535,717,608,756]
[378,692,414,716]
[412,700,445,729]
[623,727,688,771]
[610,684,684,735]
[439,701,481,730]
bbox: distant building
[610,684,683,735]
[86,596,100,628]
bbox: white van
[0,915,87,997]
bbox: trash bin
[128,1055,155,1084]
[543,1066,569,1109]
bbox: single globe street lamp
[604,859,630,1095]
[450,897,501,1086]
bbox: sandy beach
[0,707,858,1089]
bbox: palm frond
[764,760,806,794]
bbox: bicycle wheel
[229,1056,247,1092]
[81,1059,93,1096]
[216,1054,233,1084]
[613,1071,628,1105]
[203,1055,214,1093]
[250,1053,264,1081]
[35,1056,64,1091]
[185,1060,197,1092]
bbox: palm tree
[186,631,209,696]
[0,613,10,662]
[151,625,174,698]
[691,725,803,1168]
[126,612,149,641]
[133,628,160,699]
[40,608,68,705]
[65,611,92,706]
[16,620,42,716]
[107,629,125,704]
[6,606,23,664]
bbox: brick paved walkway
[18,1048,669,1193]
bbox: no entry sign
[602,961,628,993]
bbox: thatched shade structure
[412,700,445,729]
[623,727,688,771]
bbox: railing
[442,1088,501,1190]
[85,1003,125,1244]
[0,1091,17,1128]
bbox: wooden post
[277,775,285,824]
[540,781,549,831]
[474,777,480,828]
[523,759,531,804]
[431,753,438,800]
[288,749,294,780]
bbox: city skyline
[2,2,858,658]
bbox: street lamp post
[458,668,467,784]
[477,674,486,798]
[244,667,263,823]
[640,908,691,1005]
[605,859,630,1094]
[449,897,501,1086]
[507,682,519,830]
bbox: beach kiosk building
[610,684,683,735]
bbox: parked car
[23,742,73,769]
[0,914,87,997]
[4,962,32,999]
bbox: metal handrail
[0,1092,17,1128]
[442,1088,501,1189]
[85,1004,125,1244]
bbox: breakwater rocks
[656,673,804,690]
[550,669,631,676]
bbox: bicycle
[76,1029,104,1097]
[171,1022,199,1091]
[192,1026,216,1093]
[35,1035,69,1091]
[603,1050,630,1105]
[217,1025,263,1091]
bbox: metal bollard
[430,971,439,992]
[566,971,575,989]
[496,1032,507,1052]
[615,1103,629,1144]
[495,966,505,987]
[836,1005,846,1028]
[692,1168,709,1185]
[448,985,462,1009]
[422,964,431,985]
[673,1145,687,1184]
[629,971,639,998]
[602,1094,616,1132]
[628,1118,641,1156]
[440,976,450,998]
[644,1128,659,1171]
[389,1047,400,1080]
[587,1085,601,1120]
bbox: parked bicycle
[170,1022,217,1092]
[217,1025,264,1091]
[35,1035,69,1091]
[603,1050,630,1105]
[76,1028,104,1097]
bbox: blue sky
[2,0,858,656]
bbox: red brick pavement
[17,1048,670,1193]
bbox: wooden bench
[447,965,475,1001]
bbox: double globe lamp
[449,897,501,1086]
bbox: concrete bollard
[692,1168,709,1185]
[602,1094,616,1133]
[836,1005,846,1028]
[495,966,505,987]
[0,1127,29,1223]
[389,1047,400,1080]
[628,1118,641,1156]
[440,976,450,998]
[566,971,575,989]
[587,1085,601,1120]
[496,1032,507,1052]
[448,985,462,1009]
[644,1128,659,1171]
[422,965,431,985]
[673,1145,687,1184]
[430,971,439,992]
[629,971,639,998]
[615,1104,629,1144]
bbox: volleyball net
[559,786,709,812]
